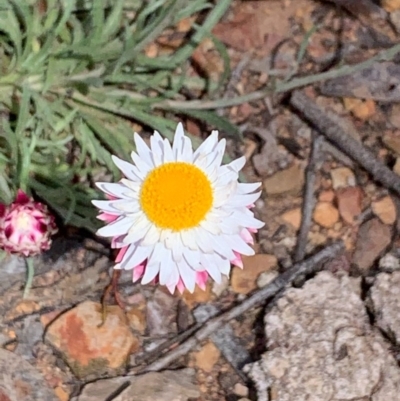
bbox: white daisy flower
[93,123,264,293]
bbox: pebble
[313,202,339,228]
[382,133,400,156]
[330,167,356,189]
[231,254,278,294]
[233,383,249,397]
[45,301,139,378]
[390,10,400,33]
[257,271,279,288]
[353,218,392,273]
[381,0,400,12]
[281,207,302,230]
[193,341,221,372]
[318,189,335,202]
[263,164,304,196]
[336,186,363,225]
[371,196,397,225]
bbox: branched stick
[294,134,324,262]
[137,242,344,373]
[290,91,400,197]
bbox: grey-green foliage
[0,0,236,232]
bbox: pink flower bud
[0,190,58,257]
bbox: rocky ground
[2,0,400,400]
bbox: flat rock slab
[73,369,200,401]
[0,349,57,401]
[370,271,400,344]
[245,271,400,401]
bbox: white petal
[92,200,120,213]
[159,249,174,285]
[194,227,214,253]
[95,182,133,199]
[171,235,184,262]
[225,234,255,256]
[172,123,185,160]
[227,156,246,172]
[163,138,174,163]
[150,131,164,166]
[179,136,193,162]
[134,132,154,166]
[193,131,218,161]
[118,243,152,270]
[230,211,265,229]
[166,263,180,288]
[200,218,222,235]
[130,150,152,176]
[229,192,262,208]
[177,260,196,292]
[183,247,201,270]
[141,224,161,246]
[141,259,160,284]
[237,182,262,194]
[180,230,199,251]
[112,200,140,214]
[201,254,221,283]
[112,155,143,181]
[123,220,151,244]
[207,138,226,170]
[97,217,132,237]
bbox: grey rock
[73,369,200,401]
[245,271,400,401]
[370,271,400,344]
[0,349,57,401]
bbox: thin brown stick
[135,242,344,373]
[290,91,400,197]
[294,134,324,262]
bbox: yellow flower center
[139,162,213,231]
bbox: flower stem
[23,257,35,299]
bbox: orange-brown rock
[313,202,339,228]
[231,254,277,294]
[372,196,397,225]
[336,187,363,225]
[45,301,138,378]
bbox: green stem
[23,257,35,299]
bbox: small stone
[313,202,339,228]
[212,275,229,297]
[45,301,139,378]
[147,288,177,336]
[383,132,400,156]
[379,253,400,272]
[394,158,400,175]
[54,386,69,401]
[257,271,279,288]
[318,189,335,202]
[382,0,400,12]
[372,196,397,225]
[233,383,249,397]
[281,208,302,230]
[345,99,376,121]
[193,341,221,372]
[336,186,363,225]
[390,10,400,33]
[231,254,278,294]
[126,308,147,335]
[330,167,356,189]
[263,164,304,196]
[353,218,392,273]
[389,105,400,128]
[182,282,212,309]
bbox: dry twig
[134,242,344,373]
[290,91,400,197]
[294,134,324,262]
